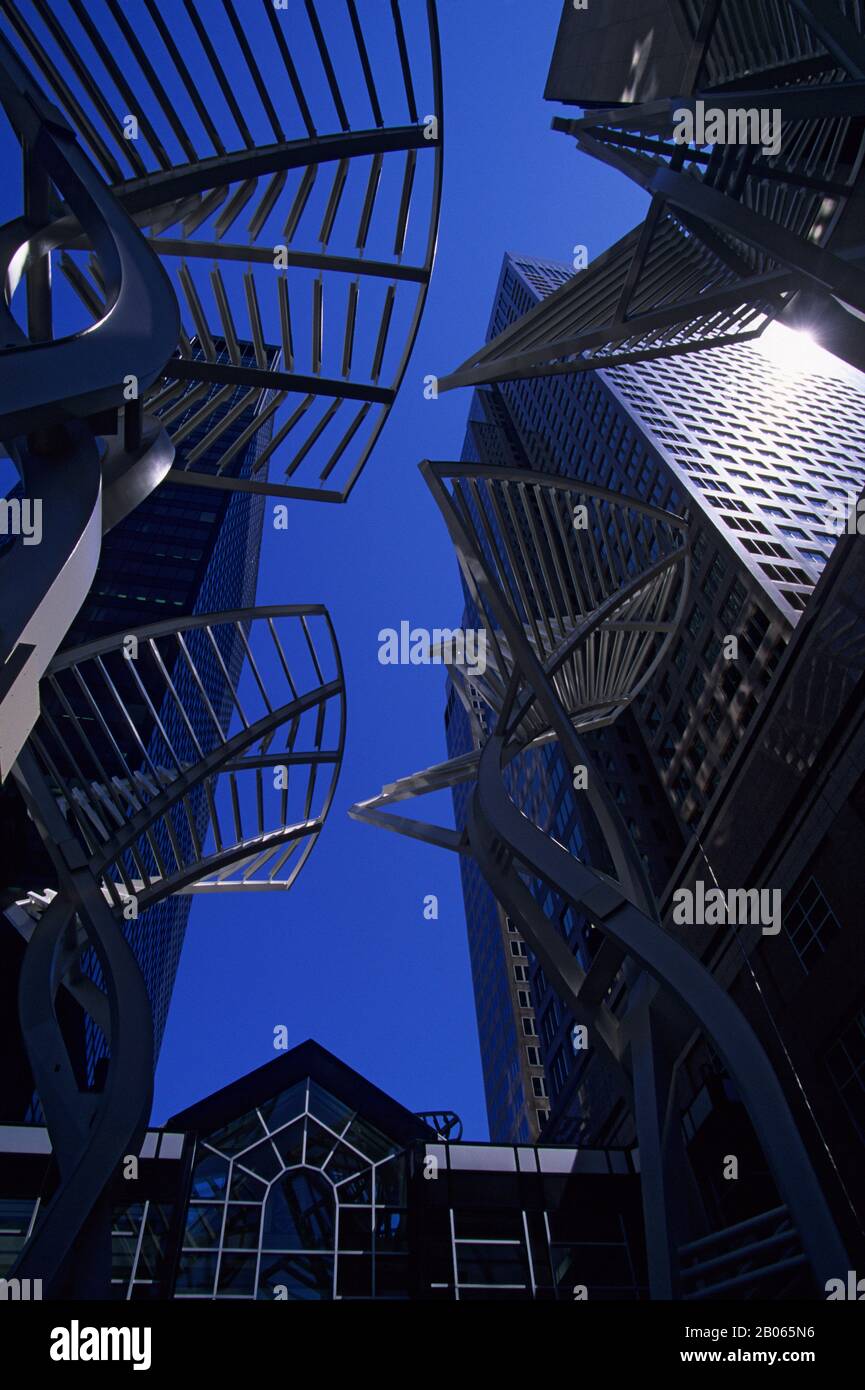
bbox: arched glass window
[262,1169,335,1252]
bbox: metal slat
[210,266,242,365]
[264,1,316,138]
[305,0,349,131]
[143,0,226,155]
[182,0,254,149]
[214,180,259,240]
[341,279,359,377]
[394,149,417,257]
[356,153,383,250]
[318,160,350,245]
[347,0,384,127]
[243,270,268,370]
[248,171,287,241]
[370,283,396,381]
[391,0,419,122]
[319,403,369,481]
[283,164,317,242]
[178,264,216,361]
[312,276,324,374]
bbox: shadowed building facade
[0,1040,650,1300]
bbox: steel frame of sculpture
[9,603,345,1295]
[0,2,441,1296]
[0,29,181,782]
[439,0,865,392]
[351,460,849,1298]
[0,0,443,503]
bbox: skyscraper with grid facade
[447,251,865,1146]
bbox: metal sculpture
[10,604,345,1295]
[0,30,180,780]
[351,459,849,1296]
[0,0,444,1301]
[0,0,443,503]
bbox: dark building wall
[657,527,865,1261]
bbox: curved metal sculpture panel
[27,605,345,909]
[0,0,443,502]
[423,462,690,748]
[353,463,689,887]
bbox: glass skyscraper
[447,252,865,1146]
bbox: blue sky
[152,0,647,1135]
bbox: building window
[825,1005,865,1143]
[531,1076,548,1099]
[550,1048,570,1097]
[687,667,706,703]
[701,553,725,601]
[513,964,528,982]
[721,665,741,702]
[786,877,841,972]
[526,1046,541,1067]
[522,1017,537,1037]
[686,605,705,639]
[540,1001,559,1051]
[510,940,527,957]
[518,989,531,1009]
[720,578,747,628]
